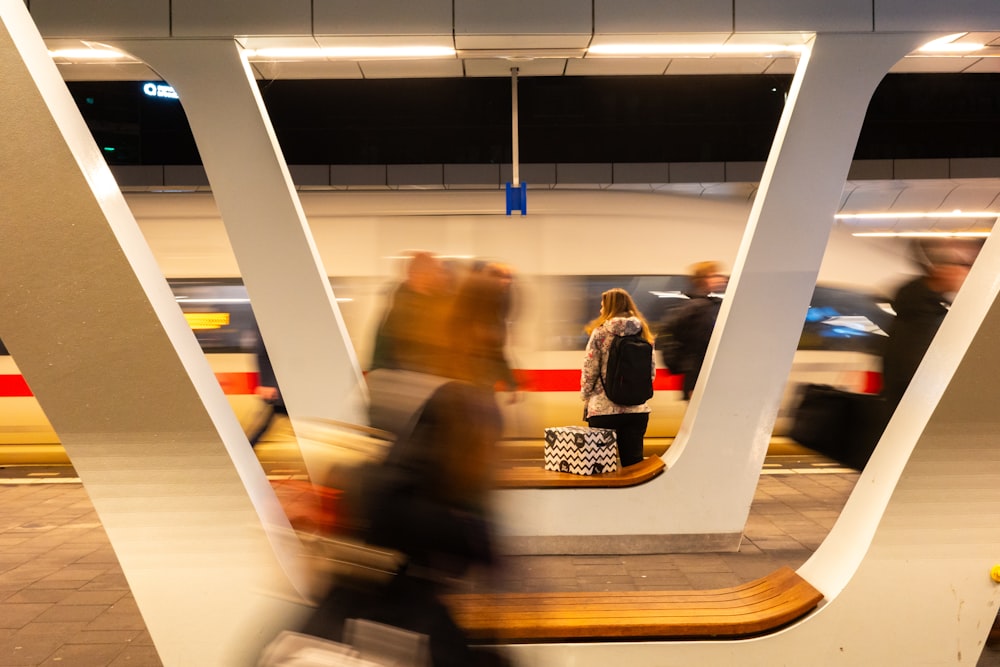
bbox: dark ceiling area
[67,73,1000,167]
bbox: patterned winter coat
[581,316,655,417]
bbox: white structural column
[496,32,930,553]
[0,3,309,665]
[501,166,1000,667]
[117,39,368,438]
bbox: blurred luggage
[790,383,888,470]
[258,624,430,666]
[281,370,454,589]
[544,426,618,475]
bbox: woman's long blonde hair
[585,288,654,342]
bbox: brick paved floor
[1,461,997,666]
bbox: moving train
[0,188,918,451]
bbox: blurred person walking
[370,251,451,374]
[581,288,656,467]
[657,261,727,400]
[881,241,976,411]
[300,267,515,667]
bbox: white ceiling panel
[890,56,981,73]
[763,58,799,74]
[455,0,592,43]
[665,57,777,74]
[455,34,592,50]
[250,60,363,80]
[32,0,170,38]
[358,59,464,79]
[590,32,734,47]
[238,36,322,49]
[874,0,1000,32]
[314,0,453,36]
[464,58,567,77]
[566,58,669,76]
[313,35,455,49]
[594,0,734,34]
[963,57,1000,73]
[735,0,872,32]
[171,0,311,37]
[940,184,1000,211]
[890,182,958,211]
[56,62,159,81]
[840,184,906,213]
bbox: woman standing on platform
[580,288,655,467]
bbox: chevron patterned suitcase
[543,426,618,475]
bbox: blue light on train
[142,82,179,100]
[805,306,839,322]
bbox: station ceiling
[45,32,1000,81]
[42,31,1000,235]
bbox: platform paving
[0,456,997,666]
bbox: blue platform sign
[506,182,527,216]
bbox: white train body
[0,188,915,447]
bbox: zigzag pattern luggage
[544,426,618,475]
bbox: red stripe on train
[0,369,881,397]
[0,375,32,397]
[514,369,683,392]
[0,372,261,398]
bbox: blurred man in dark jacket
[658,261,727,400]
[881,241,975,411]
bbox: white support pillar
[0,3,309,665]
[496,32,932,553]
[500,162,1000,667]
[116,39,368,438]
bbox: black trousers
[587,412,649,467]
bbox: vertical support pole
[511,66,520,187]
[505,66,527,216]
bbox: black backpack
[600,332,654,406]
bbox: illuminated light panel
[48,48,135,60]
[243,46,456,59]
[836,211,1000,220]
[852,231,991,238]
[176,297,250,304]
[587,43,807,56]
[183,312,231,330]
[917,33,984,53]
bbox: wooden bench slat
[496,455,666,488]
[445,566,823,642]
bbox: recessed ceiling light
[917,33,984,53]
[836,211,999,220]
[243,46,456,59]
[587,43,807,56]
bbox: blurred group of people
[295,251,518,667]
[371,251,518,393]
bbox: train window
[543,275,691,351]
[169,280,257,353]
[799,286,892,355]
[543,275,892,356]
[167,277,379,356]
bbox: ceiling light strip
[836,211,1000,220]
[852,231,991,238]
[587,43,807,56]
[243,46,456,59]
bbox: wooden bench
[444,566,823,643]
[495,455,666,489]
